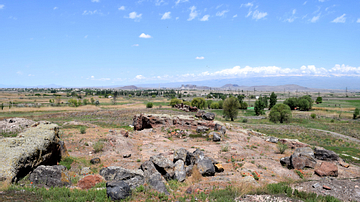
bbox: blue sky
[0,0,359,87]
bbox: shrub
[152,95,156,98]
[183,101,191,106]
[146,102,153,108]
[298,99,310,111]
[283,97,298,110]
[310,113,316,119]
[254,100,266,115]
[269,104,292,123]
[299,95,313,110]
[269,92,277,110]
[316,96,322,103]
[191,97,206,109]
[59,157,74,170]
[210,102,219,109]
[79,126,86,134]
[239,102,248,110]
[206,100,213,109]
[242,118,248,123]
[218,100,224,109]
[221,144,229,152]
[93,140,104,153]
[170,98,182,107]
[277,142,288,154]
[223,97,240,121]
[354,108,359,119]
[95,100,100,106]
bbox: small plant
[146,102,153,108]
[242,118,248,123]
[252,171,260,180]
[295,169,304,179]
[136,159,141,162]
[79,126,86,134]
[221,144,229,152]
[59,157,74,170]
[250,161,255,164]
[277,142,288,154]
[310,113,316,119]
[93,140,104,153]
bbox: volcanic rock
[106,180,131,200]
[29,165,71,187]
[99,166,144,189]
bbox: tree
[191,97,206,109]
[298,99,310,111]
[237,94,245,103]
[95,100,100,106]
[218,100,224,109]
[206,100,213,109]
[223,97,240,121]
[316,96,322,104]
[269,104,292,123]
[0,103,3,110]
[354,108,359,119]
[170,98,182,107]
[90,97,95,104]
[260,96,268,108]
[210,102,219,109]
[146,102,153,108]
[299,95,313,110]
[269,92,277,110]
[254,100,266,115]
[283,98,298,110]
[55,96,61,106]
[239,102,248,110]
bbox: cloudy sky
[0,0,359,87]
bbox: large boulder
[77,174,104,189]
[140,161,168,194]
[290,147,317,169]
[174,160,186,182]
[196,126,209,134]
[197,159,215,176]
[315,162,338,177]
[212,132,221,142]
[202,113,215,120]
[150,154,175,180]
[0,123,65,183]
[29,165,71,187]
[314,147,339,161]
[195,110,206,118]
[280,157,291,168]
[106,181,132,201]
[99,166,144,189]
[173,148,188,163]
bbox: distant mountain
[220,84,316,92]
[116,85,139,90]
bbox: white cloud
[84,35,88,39]
[216,4,223,9]
[200,15,210,21]
[331,14,346,23]
[292,9,296,15]
[139,33,151,38]
[252,10,267,20]
[91,0,100,2]
[175,0,188,5]
[233,14,237,18]
[16,71,23,75]
[216,10,229,17]
[285,9,296,23]
[241,3,253,7]
[91,76,94,79]
[188,6,198,21]
[83,10,102,15]
[161,12,171,20]
[303,1,307,5]
[310,14,320,23]
[135,75,145,80]
[118,6,125,10]
[90,76,110,81]
[0,5,4,9]
[128,12,142,20]
[195,56,205,60]
[357,18,360,23]
[53,7,58,10]
[132,44,139,46]
[155,0,166,6]
[176,17,179,20]
[28,74,34,77]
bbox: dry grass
[0,105,100,113]
[184,165,202,185]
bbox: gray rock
[29,165,70,187]
[195,110,206,118]
[174,160,186,182]
[197,159,215,176]
[192,149,205,163]
[185,165,193,176]
[147,172,170,195]
[214,123,226,135]
[314,147,339,161]
[213,133,221,142]
[280,157,291,167]
[268,137,279,143]
[123,154,131,158]
[173,148,188,163]
[293,147,315,158]
[80,167,92,175]
[150,154,175,180]
[202,112,215,120]
[196,126,209,133]
[106,180,131,200]
[312,183,320,188]
[99,166,144,189]
[290,152,317,170]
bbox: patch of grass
[221,143,229,152]
[79,126,86,134]
[58,156,74,170]
[277,142,288,154]
[93,140,105,153]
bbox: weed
[59,157,74,170]
[137,159,141,162]
[79,126,86,134]
[221,143,229,152]
[277,142,288,154]
[93,140,104,153]
[295,169,304,179]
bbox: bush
[95,100,100,106]
[277,142,288,154]
[79,126,86,134]
[298,99,310,111]
[239,102,248,110]
[210,102,219,109]
[242,118,248,123]
[254,100,266,115]
[170,98,182,107]
[223,97,240,121]
[299,95,313,110]
[183,101,191,106]
[206,100,213,109]
[310,113,316,119]
[269,104,292,123]
[218,100,224,109]
[354,108,359,119]
[93,140,104,153]
[146,102,153,108]
[59,157,74,170]
[316,96,322,103]
[152,95,156,98]
[191,97,206,109]
[283,97,298,110]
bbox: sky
[0,0,359,87]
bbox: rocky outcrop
[0,118,35,133]
[0,123,66,183]
[196,126,209,133]
[202,112,215,120]
[99,166,144,189]
[29,165,71,187]
[132,114,220,131]
[150,154,175,180]
[174,160,186,182]
[197,159,215,176]
[174,103,198,112]
[315,162,338,177]
[314,147,339,161]
[173,148,187,163]
[140,160,169,194]
[106,181,132,200]
[290,147,317,169]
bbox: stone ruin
[173,103,198,112]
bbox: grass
[93,140,105,153]
[59,156,74,170]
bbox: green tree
[239,102,248,110]
[1,103,3,110]
[210,102,219,109]
[298,99,310,111]
[283,98,298,110]
[218,100,224,109]
[191,97,206,109]
[269,92,277,110]
[83,99,89,105]
[95,100,100,106]
[254,100,266,115]
[146,102,153,108]
[223,97,240,121]
[237,94,245,103]
[260,96,268,108]
[170,98,182,107]
[316,96,322,104]
[206,100,213,109]
[354,108,359,119]
[90,97,95,104]
[299,95,313,109]
[269,104,292,123]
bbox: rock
[193,149,205,163]
[315,162,338,177]
[0,123,63,183]
[99,166,144,189]
[314,147,339,161]
[80,167,92,175]
[214,123,226,135]
[312,183,320,188]
[173,148,188,163]
[185,187,192,194]
[196,126,209,133]
[174,160,186,182]
[147,172,169,195]
[280,157,291,167]
[59,141,70,158]
[293,147,315,158]
[213,132,221,142]
[185,165,193,176]
[290,147,317,169]
[106,180,131,200]
[29,165,70,187]
[195,110,206,118]
[278,139,310,149]
[197,159,215,176]
[140,161,158,178]
[90,158,101,164]
[339,161,350,168]
[202,113,215,120]
[214,164,224,172]
[123,154,131,158]
[268,137,279,143]
[77,174,104,189]
[150,154,175,180]
[323,185,331,190]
